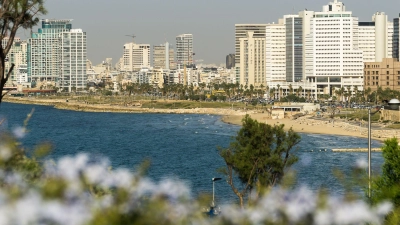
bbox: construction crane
[125,34,136,43]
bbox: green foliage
[371,138,400,206]
[280,94,306,103]
[218,114,301,207]
[0,0,47,103]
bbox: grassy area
[31,95,272,110]
[336,110,381,122]
[387,124,400,129]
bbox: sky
[18,0,400,66]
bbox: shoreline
[3,97,397,142]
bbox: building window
[387,65,389,68]
[387,82,389,85]
[387,76,390,80]
[387,71,390,75]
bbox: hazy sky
[19,0,400,65]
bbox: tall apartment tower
[121,42,150,72]
[304,0,364,94]
[359,12,394,62]
[285,15,303,82]
[374,12,390,61]
[238,31,265,88]
[266,20,286,83]
[235,24,267,84]
[28,19,87,91]
[153,42,175,70]
[393,15,400,59]
[175,34,193,67]
[226,54,235,69]
[298,10,314,78]
[2,37,27,83]
[59,29,87,92]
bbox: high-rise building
[153,42,175,70]
[285,15,303,82]
[175,34,193,67]
[298,10,314,78]
[226,54,235,69]
[266,20,286,83]
[59,29,87,92]
[238,31,265,88]
[304,0,364,94]
[235,24,267,83]
[28,19,87,91]
[359,12,394,63]
[393,15,400,59]
[358,21,376,62]
[120,42,150,72]
[2,37,27,83]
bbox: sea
[0,102,384,204]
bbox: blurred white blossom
[12,126,26,139]
[355,158,368,169]
[0,146,393,225]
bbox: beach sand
[221,113,381,140]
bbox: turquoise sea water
[0,102,383,204]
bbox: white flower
[109,168,132,189]
[12,126,26,139]
[84,164,108,184]
[355,158,368,169]
[314,210,332,225]
[375,201,393,216]
[57,154,89,181]
[283,187,317,222]
[0,145,12,160]
[333,201,379,225]
[155,179,191,200]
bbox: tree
[371,138,400,206]
[218,115,301,208]
[0,0,47,104]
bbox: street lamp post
[212,177,222,207]
[368,107,380,197]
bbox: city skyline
[16,0,400,65]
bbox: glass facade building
[28,19,87,91]
[286,17,303,82]
[394,17,399,60]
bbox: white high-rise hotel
[304,0,364,93]
[120,39,151,72]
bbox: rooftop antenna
[125,34,136,43]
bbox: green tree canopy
[371,138,400,206]
[218,115,301,208]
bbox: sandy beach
[3,96,398,142]
[221,113,384,141]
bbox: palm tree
[289,84,293,95]
[276,84,280,101]
[249,84,254,100]
[364,87,372,102]
[260,84,265,99]
[270,88,275,100]
[298,86,303,98]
